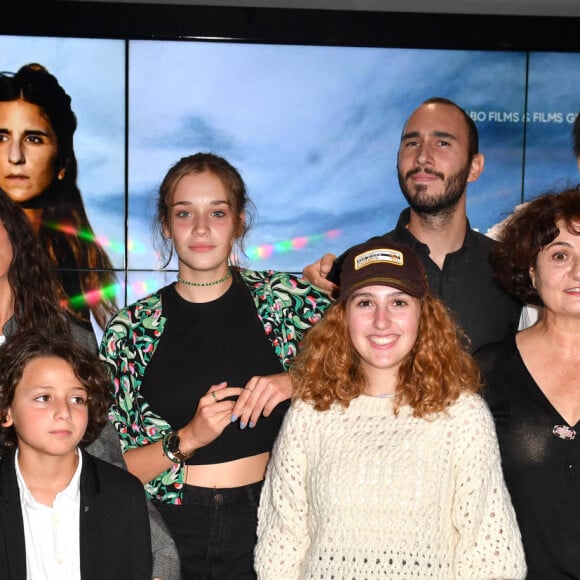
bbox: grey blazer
[87,423,180,580]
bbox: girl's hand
[230,373,293,430]
[178,382,243,453]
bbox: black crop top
[140,281,286,465]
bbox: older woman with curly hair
[476,187,580,580]
[255,239,526,580]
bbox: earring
[57,168,66,181]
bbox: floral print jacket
[100,269,331,504]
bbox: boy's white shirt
[15,448,82,580]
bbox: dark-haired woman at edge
[0,188,180,580]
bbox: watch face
[167,433,180,453]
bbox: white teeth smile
[369,335,397,346]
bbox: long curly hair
[0,64,117,329]
[490,187,580,306]
[0,329,112,455]
[290,293,480,418]
[0,188,71,335]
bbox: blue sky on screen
[524,52,580,195]
[128,42,533,273]
[1,34,579,308]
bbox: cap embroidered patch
[354,248,404,270]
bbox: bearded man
[303,97,522,352]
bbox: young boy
[0,329,152,580]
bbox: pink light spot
[259,245,274,259]
[292,237,308,250]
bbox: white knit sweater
[255,393,526,579]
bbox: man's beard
[398,164,471,217]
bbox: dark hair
[0,64,117,329]
[573,113,580,159]
[154,152,255,268]
[290,292,480,418]
[419,97,479,160]
[0,329,112,454]
[490,187,580,306]
[0,188,71,335]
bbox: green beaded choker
[177,270,232,287]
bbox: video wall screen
[1,31,579,335]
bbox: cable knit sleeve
[451,395,527,579]
[255,400,312,579]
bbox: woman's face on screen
[0,99,61,204]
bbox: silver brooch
[553,424,576,440]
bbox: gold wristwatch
[162,431,194,463]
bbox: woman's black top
[477,335,580,580]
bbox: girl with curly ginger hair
[290,289,478,418]
[256,239,526,580]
